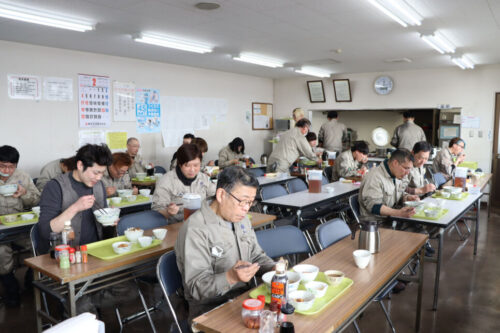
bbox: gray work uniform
[432,148,455,181]
[332,150,361,181]
[0,169,40,275]
[358,160,406,219]
[318,119,347,153]
[267,127,318,173]
[407,165,426,189]
[218,145,243,168]
[390,120,426,151]
[152,170,216,223]
[128,153,147,178]
[175,200,275,324]
[36,159,62,192]
[101,168,132,195]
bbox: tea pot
[353,218,380,254]
[260,154,268,165]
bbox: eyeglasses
[0,163,16,170]
[227,191,256,208]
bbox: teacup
[353,249,371,269]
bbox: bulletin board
[252,102,273,130]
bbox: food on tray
[118,243,128,248]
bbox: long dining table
[193,228,428,333]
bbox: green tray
[249,272,353,315]
[109,195,151,207]
[412,208,449,220]
[432,192,469,201]
[131,176,155,182]
[87,235,161,260]
[0,211,38,226]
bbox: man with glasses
[405,141,436,195]
[101,152,138,197]
[267,118,320,173]
[175,166,275,324]
[0,145,40,307]
[359,149,420,219]
[433,137,466,181]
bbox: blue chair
[286,178,307,193]
[260,184,288,216]
[433,172,448,188]
[116,210,167,236]
[321,174,330,185]
[247,168,265,178]
[255,225,312,260]
[157,251,189,333]
[154,166,167,174]
[315,218,351,251]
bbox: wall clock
[374,76,394,95]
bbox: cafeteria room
[0,1,499,332]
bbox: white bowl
[111,197,122,204]
[138,236,153,248]
[4,215,17,223]
[305,281,329,298]
[292,264,319,283]
[93,208,120,226]
[21,213,35,221]
[443,186,462,194]
[136,173,147,181]
[152,228,167,240]
[404,201,424,208]
[324,187,334,194]
[438,191,450,198]
[289,290,315,311]
[32,206,41,216]
[262,271,301,293]
[324,270,345,286]
[124,227,144,242]
[154,173,163,181]
[424,209,439,218]
[117,189,133,198]
[450,192,462,199]
[0,184,18,196]
[139,189,151,196]
[435,198,446,209]
[126,195,137,202]
[112,241,132,254]
[353,249,371,269]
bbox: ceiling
[1,0,500,79]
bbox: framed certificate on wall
[333,79,352,102]
[252,102,273,130]
[307,80,326,103]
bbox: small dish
[305,281,328,298]
[289,290,315,311]
[292,264,319,283]
[138,236,153,248]
[152,228,167,240]
[111,197,122,204]
[424,209,439,218]
[117,189,133,198]
[136,173,147,181]
[124,227,144,242]
[93,208,120,226]
[4,215,17,223]
[450,192,462,199]
[32,206,41,216]
[324,270,345,286]
[353,249,371,269]
[112,241,132,254]
[262,271,301,293]
[0,184,18,196]
[440,191,451,198]
[126,195,137,202]
[21,213,35,221]
[139,189,151,196]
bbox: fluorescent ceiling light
[366,0,421,27]
[295,67,332,78]
[134,33,213,54]
[233,53,284,68]
[420,31,455,54]
[0,2,94,32]
[451,55,474,69]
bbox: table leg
[296,209,302,229]
[433,228,444,310]
[68,282,77,317]
[415,245,425,332]
[33,270,42,333]
[474,199,481,255]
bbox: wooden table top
[443,172,492,191]
[131,180,156,186]
[193,229,428,333]
[249,212,276,228]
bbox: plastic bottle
[49,232,60,259]
[61,221,75,248]
[81,245,88,263]
[270,257,288,315]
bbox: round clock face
[374,76,394,95]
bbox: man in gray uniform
[126,137,153,178]
[391,111,426,151]
[332,141,369,181]
[405,141,436,195]
[267,118,320,172]
[359,149,419,219]
[175,166,275,324]
[318,111,347,153]
[432,137,466,181]
[36,157,75,192]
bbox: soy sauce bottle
[270,257,288,315]
[49,232,60,259]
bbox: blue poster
[136,88,161,133]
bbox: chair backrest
[286,178,307,193]
[260,184,288,201]
[323,167,333,182]
[349,194,361,224]
[154,166,167,174]
[433,172,448,188]
[116,210,167,235]
[30,224,40,256]
[315,218,351,250]
[255,225,312,258]
[247,168,265,178]
[321,174,329,185]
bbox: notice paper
[106,132,128,150]
[136,88,161,133]
[8,74,41,100]
[113,81,136,122]
[44,77,73,101]
[461,116,480,129]
[78,130,106,147]
[78,74,111,128]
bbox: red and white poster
[78,74,111,128]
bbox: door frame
[491,93,500,206]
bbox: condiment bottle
[59,249,70,269]
[69,248,76,264]
[270,257,288,317]
[241,299,264,329]
[49,232,60,259]
[80,245,88,263]
[75,247,82,264]
[279,303,295,325]
[61,221,75,248]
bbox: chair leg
[453,223,465,240]
[137,285,157,333]
[115,308,124,333]
[378,300,396,333]
[353,319,361,333]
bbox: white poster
[44,77,73,101]
[461,116,480,129]
[113,81,136,121]
[78,74,111,128]
[7,74,41,100]
[78,130,106,147]
[161,128,194,148]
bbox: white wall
[0,40,274,176]
[274,66,500,172]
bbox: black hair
[75,144,113,171]
[295,118,311,128]
[305,132,317,142]
[351,141,369,155]
[412,141,432,154]
[61,156,76,171]
[403,111,415,118]
[183,133,195,140]
[0,145,20,164]
[216,166,259,193]
[327,111,338,119]
[176,144,203,166]
[229,137,245,154]
[449,137,465,148]
[389,148,414,163]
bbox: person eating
[432,137,466,181]
[101,152,138,197]
[218,137,245,168]
[126,137,153,178]
[36,156,76,192]
[170,133,195,170]
[332,141,369,181]
[405,141,436,196]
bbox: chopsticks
[93,200,108,215]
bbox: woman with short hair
[218,137,245,168]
